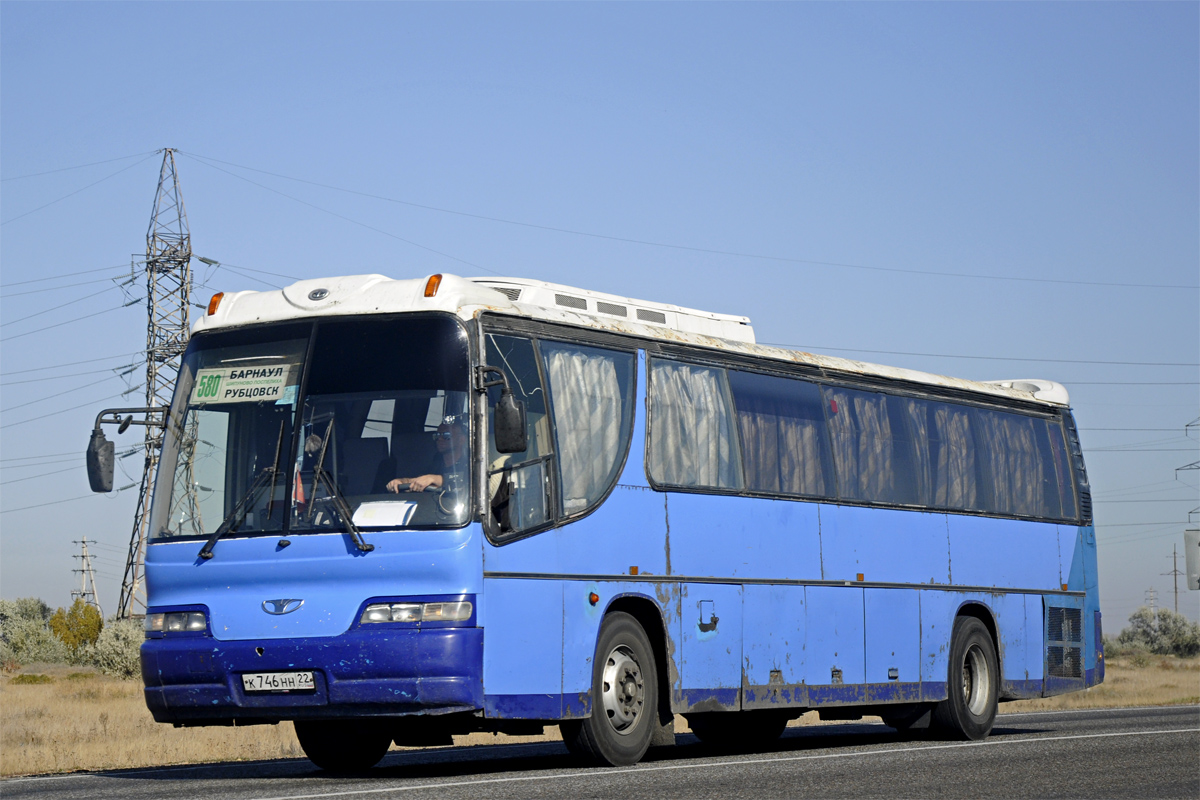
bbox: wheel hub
[601,644,645,735]
[961,643,991,716]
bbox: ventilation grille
[596,301,627,317]
[637,309,667,324]
[1047,606,1084,678]
[494,287,522,302]
[1049,607,1082,643]
[554,293,587,310]
[1048,646,1083,678]
[1077,490,1092,522]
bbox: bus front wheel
[561,611,658,766]
[933,616,998,740]
[294,719,393,773]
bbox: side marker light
[589,592,599,606]
[424,274,443,297]
[857,573,865,582]
[629,566,638,576]
[207,292,224,316]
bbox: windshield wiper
[197,421,285,561]
[311,466,374,553]
[305,417,373,553]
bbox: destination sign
[190,364,297,405]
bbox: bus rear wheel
[561,611,658,766]
[932,616,998,740]
[294,719,393,772]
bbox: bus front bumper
[141,628,483,723]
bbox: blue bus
[87,273,1101,771]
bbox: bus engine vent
[555,293,587,310]
[637,308,667,324]
[1047,606,1083,678]
[495,287,522,302]
[596,301,627,317]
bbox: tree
[49,599,103,653]
[1117,606,1200,657]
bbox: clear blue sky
[2,2,1197,626]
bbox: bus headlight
[360,601,472,624]
[145,611,207,637]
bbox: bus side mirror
[494,389,527,454]
[86,428,115,493]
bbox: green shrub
[1116,607,1200,658]
[0,598,70,666]
[92,617,143,679]
[9,673,54,685]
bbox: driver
[387,419,468,493]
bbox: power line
[0,373,123,413]
[0,299,142,343]
[180,153,497,275]
[0,464,81,486]
[759,342,1199,367]
[1,364,138,386]
[0,391,125,430]
[180,150,1200,292]
[1,494,102,515]
[2,152,155,182]
[1,155,157,226]
[0,274,131,299]
[0,264,131,288]
[0,284,122,328]
[0,351,144,377]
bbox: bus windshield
[149,315,472,541]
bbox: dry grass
[2,655,1196,777]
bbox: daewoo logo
[307,288,329,301]
[262,599,304,615]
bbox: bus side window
[540,342,635,516]
[647,359,743,491]
[823,386,913,506]
[727,370,833,498]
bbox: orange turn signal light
[207,292,224,316]
[424,274,443,298]
[857,573,865,582]
[588,592,599,606]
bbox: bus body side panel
[946,515,1061,592]
[742,584,807,710]
[480,577,564,718]
[819,505,952,586]
[804,586,866,705]
[665,494,821,582]
[561,580,680,720]
[679,582,742,711]
[864,588,921,702]
[1063,524,1102,686]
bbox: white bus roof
[194,272,1069,407]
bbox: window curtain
[649,360,741,489]
[825,387,896,501]
[931,403,978,509]
[730,373,828,496]
[972,409,1046,516]
[543,343,629,512]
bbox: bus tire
[560,611,657,766]
[687,710,790,749]
[294,719,392,773]
[932,616,998,740]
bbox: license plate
[241,671,315,692]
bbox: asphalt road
[5,706,1197,800]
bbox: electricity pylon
[72,539,103,617]
[116,149,194,619]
